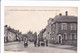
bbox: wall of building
[7,32,16,41]
[46,24,51,41]
[53,22,77,45]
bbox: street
[4,41,77,53]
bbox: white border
[1,1,80,6]
[1,1,80,53]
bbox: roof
[40,28,46,34]
[53,15,77,23]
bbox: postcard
[1,1,80,53]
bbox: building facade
[4,26,16,42]
[38,29,46,41]
[4,25,22,42]
[45,11,77,45]
[45,18,54,42]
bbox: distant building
[38,32,43,41]
[33,32,37,41]
[22,31,37,42]
[45,11,77,45]
[43,30,46,40]
[38,29,46,41]
[27,31,34,42]
[22,34,28,41]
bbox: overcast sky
[5,6,77,34]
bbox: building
[4,25,16,42]
[45,11,77,45]
[4,25,22,42]
[38,29,46,41]
[43,30,46,40]
[33,32,37,41]
[27,31,34,42]
[22,34,28,41]
[45,18,54,42]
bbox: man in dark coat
[46,40,48,46]
[34,40,37,47]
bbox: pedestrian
[34,40,37,47]
[19,38,21,42]
[24,38,28,48]
[41,41,45,47]
[38,40,40,47]
[46,40,48,47]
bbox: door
[59,36,61,43]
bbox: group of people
[34,40,48,47]
[23,38,48,48]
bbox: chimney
[59,13,62,16]
[65,11,68,16]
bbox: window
[62,23,67,30]
[63,33,67,40]
[71,23,77,30]
[71,33,77,40]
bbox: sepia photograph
[4,6,77,53]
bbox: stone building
[45,11,77,45]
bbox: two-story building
[51,11,77,45]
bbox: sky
[5,6,78,34]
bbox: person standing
[34,32,37,47]
[24,38,28,48]
[34,40,37,47]
[46,40,48,47]
[38,40,40,47]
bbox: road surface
[4,41,77,53]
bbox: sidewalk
[48,43,77,51]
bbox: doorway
[59,36,61,43]
[58,34,62,44]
